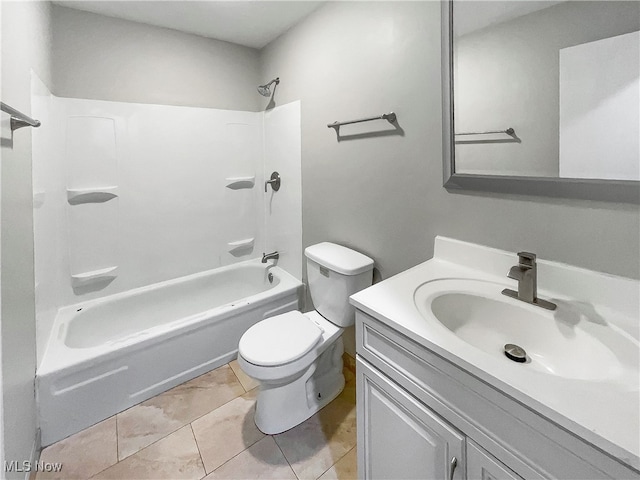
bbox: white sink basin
[414,279,638,381]
[351,237,640,467]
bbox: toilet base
[254,337,345,434]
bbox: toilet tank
[305,242,374,327]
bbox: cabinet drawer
[356,310,633,479]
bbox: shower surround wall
[32,91,302,364]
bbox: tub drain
[504,343,527,363]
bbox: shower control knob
[265,172,281,192]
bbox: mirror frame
[441,0,640,203]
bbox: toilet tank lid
[305,242,374,275]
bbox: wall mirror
[442,1,640,202]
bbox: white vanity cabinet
[358,358,465,480]
[467,441,523,480]
[355,310,639,480]
[358,358,517,480]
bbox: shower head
[257,77,280,97]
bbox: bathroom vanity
[350,237,639,479]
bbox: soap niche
[67,187,118,205]
[225,176,255,190]
[65,115,119,294]
[227,238,255,257]
[68,201,119,295]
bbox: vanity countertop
[350,236,640,471]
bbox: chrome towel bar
[328,112,396,130]
[456,127,515,136]
[1,101,41,131]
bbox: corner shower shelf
[71,266,118,288]
[67,186,118,205]
[225,176,255,190]
[227,238,255,257]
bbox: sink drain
[504,343,527,363]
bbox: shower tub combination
[37,259,302,446]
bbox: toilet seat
[239,311,323,366]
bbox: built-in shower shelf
[71,266,118,288]
[33,191,46,209]
[227,238,255,257]
[67,186,118,205]
[225,176,255,190]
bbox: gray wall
[52,5,261,111]
[1,1,52,474]
[32,0,640,364]
[259,1,640,353]
[454,1,640,176]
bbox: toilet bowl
[237,310,345,434]
[237,242,374,434]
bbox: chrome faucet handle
[265,172,281,193]
[517,251,536,268]
[503,251,556,310]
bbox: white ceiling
[53,1,324,49]
[454,1,566,37]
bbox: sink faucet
[502,252,556,310]
[262,251,279,263]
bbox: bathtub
[37,260,302,446]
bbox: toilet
[237,242,374,434]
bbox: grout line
[61,363,249,477]
[313,456,337,480]
[190,423,208,479]
[116,390,243,465]
[324,442,358,480]
[115,364,248,462]
[273,435,300,480]
[119,426,180,463]
[314,466,331,479]
[228,360,248,393]
[115,413,119,461]
[103,422,205,474]
[313,445,356,480]
[86,415,120,479]
[206,435,267,476]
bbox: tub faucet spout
[262,251,279,263]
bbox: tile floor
[36,356,357,480]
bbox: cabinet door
[357,357,465,480]
[467,440,524,480]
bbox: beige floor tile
[204,436,296,480]
[92,425,204,480]
[343,367,355,387]
[342,370,356,403]
[229,359,259,392]
[192,388,264,473]
[342,353,356,376]
[317,447,357,480]
[274,386,357,480]
[36,417,117,480]
[117,364,244,459]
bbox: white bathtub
[37,260,302,446]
